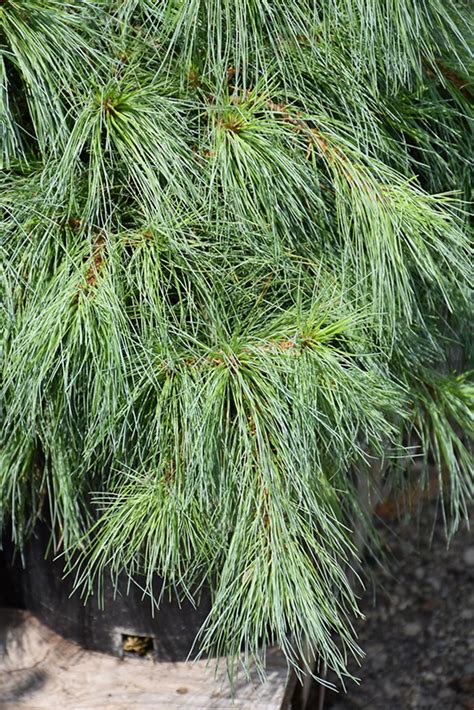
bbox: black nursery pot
[2,522,211,662]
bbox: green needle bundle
[1,0,472,681]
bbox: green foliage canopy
[1,0,473,680]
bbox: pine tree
[1,0,472,682]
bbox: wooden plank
[0,609,292,709]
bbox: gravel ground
[315,505,474,710]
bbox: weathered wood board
[0,609,296,709]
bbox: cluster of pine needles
[1,0,473,682]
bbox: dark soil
[311,505,474,710]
